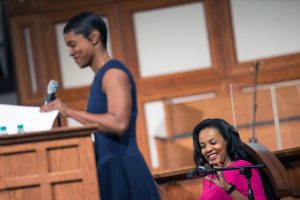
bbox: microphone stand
[249,61,262,143]
[57,113,62,127]
[52,94,62,127]
[45,94,61,127]
[240,167,255,200]
[191,164,264,200]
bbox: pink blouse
[199,160,266,200]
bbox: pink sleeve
[200,160,267,200]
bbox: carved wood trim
[9,15,49,105]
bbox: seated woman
[192,118,267,200]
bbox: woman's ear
[89,29,100,45]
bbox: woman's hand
[204,162,231,191]
[40,99,69,117]
[205,162,248,200]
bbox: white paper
[0,104,59,135]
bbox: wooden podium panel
[0,126,100,200]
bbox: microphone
[44,80,61,127]
[187,166,208,179]
[187,164,264,179]
[44,80,59,105]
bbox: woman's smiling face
[198,127,231,167]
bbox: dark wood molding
[9,15,49,105]
[0,125,98,146]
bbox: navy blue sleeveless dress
[86,59,160,200]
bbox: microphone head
[187,166,207,179]
[44,80,59,105]
[197,166,206,171]
[47,80,59,94]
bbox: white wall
[133,2,211,77]
[230,0,300,62]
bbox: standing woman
[41,12,160,200]
[192,118,266,200]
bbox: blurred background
[1,0,300,172]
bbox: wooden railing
[153,143,300,200]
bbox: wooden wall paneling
[204,0,236,76]
[137,73,224,101]
[40,11,82,86]
[237,122,300,152]
[228,64,300,87]
[144,84,233,170]
[119,0,230,169]
[136,100,152,167]
[138,80,229,170]
[205,0,300,84]
[163,99,174,138]
[131,3,223,96]
[223,0,300,80]
[163,97,206,138]
[166,82,233,124]
[136,68,220,98]
[119,0,201,78]
[6,0,300,178]
[155,137,194,171]
[38,0,115,12]
[137,89,216,169]
[9,15,49,105]
[167,102,205,136]
[119,0,220,95]
[154,137,167,171]
[137,87,222,168]
[57,87,89,106]
[4,0,39,16]
[228,53,300,79]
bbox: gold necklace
[100,56,111,67]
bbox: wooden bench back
[244,143,293,199]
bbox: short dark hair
[192,118,247,167]
[63,12,107,48]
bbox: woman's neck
[91,50,111,73]
[223,157,232,168]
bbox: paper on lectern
[0,104,59,134]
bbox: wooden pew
[274,146,300,198]
[154,143,297,200]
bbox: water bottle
[17,124,25,134]
[0,126,7,135]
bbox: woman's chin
[208,158,221,166]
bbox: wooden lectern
[0,126,100,200]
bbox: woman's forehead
[64,31,85,42]
[198,128,222,140]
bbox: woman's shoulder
[107,59,126,67]
[229,159,252,167]
[97,59,126,75]
[102,59,131,73]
